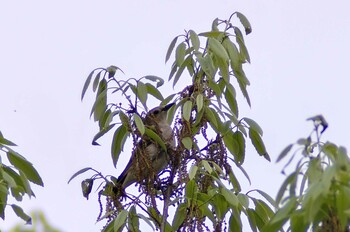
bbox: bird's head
[144,103,175,126]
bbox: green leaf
[7,152,43,186]
[244,118,263,135]
[143,75,164,88]
[81,70,95,100]
[137,81,148,108]
[198,31,225,38]
[3,166,32,196]
[189,165,198,180]
[1,167,17,188]
[181,137,193,150]
[236,12,252,35]
[189,30,200,51]
[92,71,101,92]
[113,210,128,232]
[234,27,250,63]
[175,42,186,66]
[276,144,293,163]
[237,193,249,208]
[229,211,242,232]
[224,84,238,117]
[202,160,213,174]
[128,206,139,232]
[205,107,218,131]
[92,123,116,146]
[233,131,245,165]
[68,167,93,184]
[247,208,258,232]
[138,213,155,230]
[249,128,269,161]
[208,38,229,62]
[144,128,166,151]
[0,134,17,146]
[221,188,239,207]
[173,55,192,88]
[196,94,204,113]
[172,203,187,231]
[134,114,145,135]
[11,204,31,224]
[92,78,107,121]
[165,36,178,63]
[182,101,192,122]
[223,130,239,162]
[254,190,277,208]
[145,84,164,101]
[111,125,129,167]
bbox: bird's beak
[162,103,175,111]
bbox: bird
[116,103,175,189]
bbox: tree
[71,12,276,232]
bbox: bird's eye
[153,110,160,115]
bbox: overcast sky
[1,0,350,231]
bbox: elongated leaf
[92,72,101,92]
[223,130,239,161]
[182,101,192,122]
[244,118,263,136]
[196,94,204,112]
[234,27,250,63]
[128,206,139,232]
[247,208,258,232]
[143,75,164,88]
[221,188,239,207]
[198,31,225,38]
[134,114,145,135]
[68,167,93,184]
[175,42,186,66]
[145,83,164,101]
[208,38,229,62]
[144,128,166,151]
[189,165,198,180]
[255,190,277,208]
[11,204,31,224]
[173,55,192,88]
[165,36,178,63]
[0,136,17,146]
[81,70,95,100]
[92,124,116,146]
[111,125,129,167]
[137,82,148,108]
[113,210,128,232]
[249,128,269,161]
[236,12,252,35]
[138,213,155,230]
[181,137,193,150]
[276,144,293,163]
[225,84,238,117]
[7,152,43,186]
[189,30,200,51]
[172,203,187,231]
[233,131,245,165]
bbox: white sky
[1,0,350,231]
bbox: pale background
[1,0,350,231]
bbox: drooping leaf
[92,123,116,146]
[113,210,128,232]
[181,137,193,150]
[172,203,187,231]
[276,144,293,163]
[128,205,140,232]
[208,38,229,63]
[221,188,239,207]
[134,114,145,135]
[68,167,93,184]
[236,12,252,35]
[234,27,250,63]
[189,165,198,180]
[244,117,263,136]
[7,152,43,186]
[111,125,129,167]
[137,81,148,108]
[182,101,192,122]
[81,70,95,100]
[175,42,186,66]
[11,204,31,224]
[173,56,192,88]
[143,75,164,88]
[224,84,238,117]
[198,31,225,38]
[144,128,166,151]
[165,36,178,63]
[189,30,200,51]
[196,94,204,112]
[249,128,269,161]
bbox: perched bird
[117,103,175,189]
